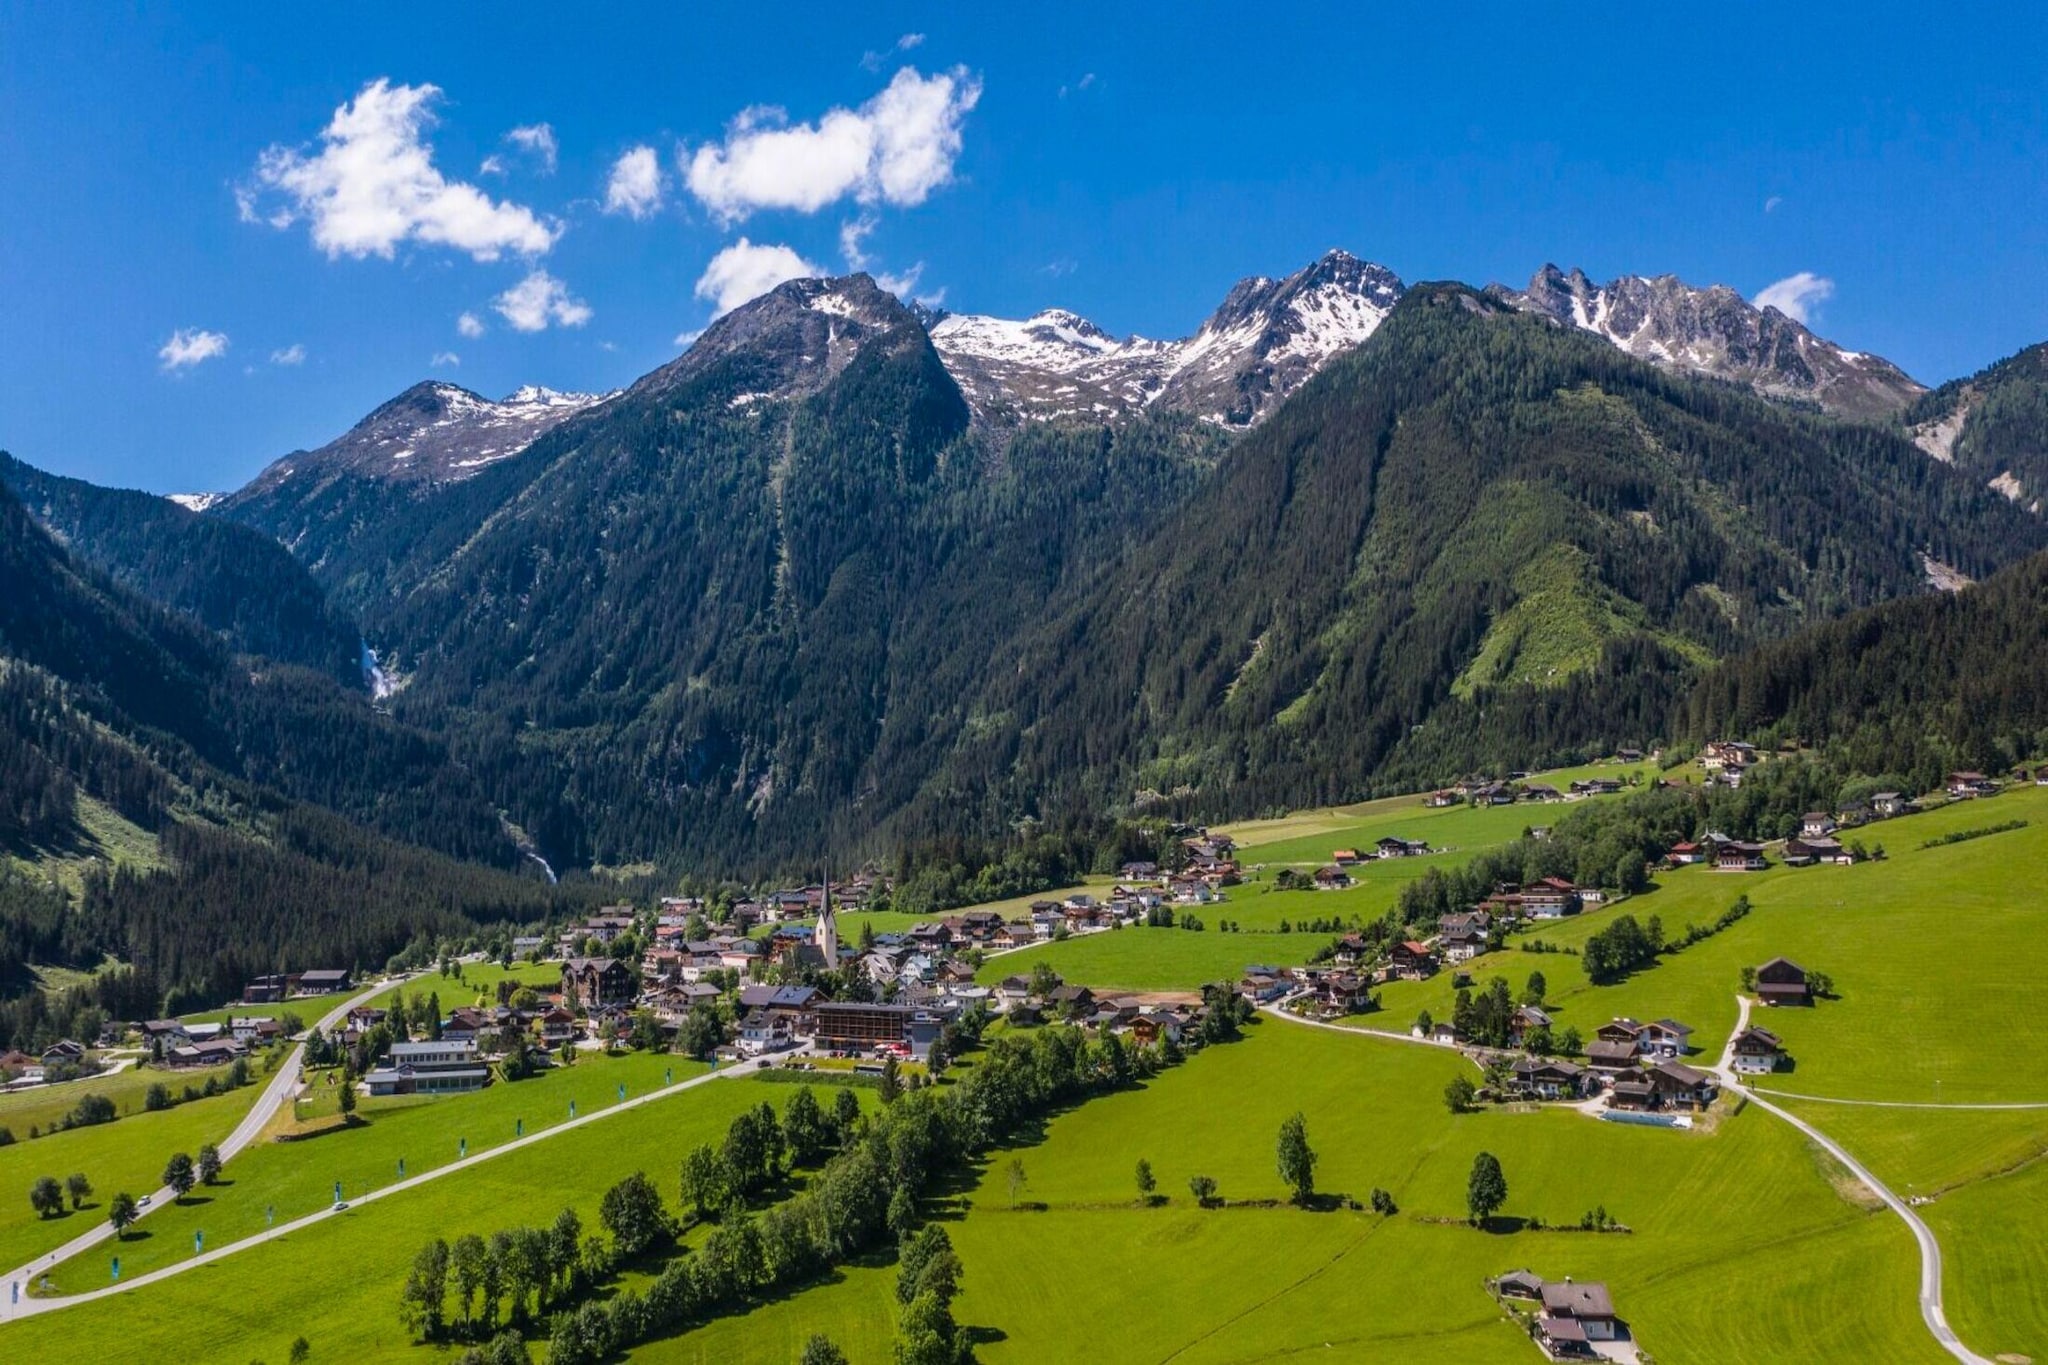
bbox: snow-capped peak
[925,249,1406,428]
[166,491,223,513]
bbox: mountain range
[9,247,2048,893]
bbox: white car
[332,1200,349,1212]
[136,1195,152,1210]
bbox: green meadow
[0,1079,264,1272]
[636,1020,1940,1365]
[0,1060,237,1133]
[976,924,1308,993]
[2,1073,834,1363]
[28,1049,708,1292]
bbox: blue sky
[4,2,2046,494]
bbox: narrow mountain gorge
[1902,341,2048,514]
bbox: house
[241,974,290,1004]
[141,1019,191,1046]
[1238,973,1289,1004]
[1127,1012,1184,1047]
[1388,940,1438,980]
[226,1017,282,1045]
[994,976,1033,1011]
[1871,791,1920,818]
[1713,840,1767,871]
[1699,740,1757,773]
[40,1039,87,1067]
[1611,1060,1717,1111]
[1520,877,1581,919]
[737,1010,794,1055]
[1437,911,1490,963]
[1495,1270,1546,1301]
[1312,865,1353,890]
[1509,1058,1590,1100]
[1800,812,1837,839]
[363,1040,490,1096]
[1538,1279,1620,1344]
[1583,1039,1640,1074]
[1376,836,1430,858]
[1424,789,1462,808]
[1948,771,2000,799]
[1048,984,1097,1016]
[1667,841,1704,865]
[294,969,353,996]
[538,1007,579,1044]
[1120,860,1160,880]
[1754,957,1811,1007]
[560,957,635,1010]
[1508,1004,1552,1048]
[1783,836,1854,867]
[168,1039,247,1069]
[1729,1026,1786,1074]
[1331,848,1361,866]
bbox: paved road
[1258,998,1488,1068]
[2,1045,780,1322]
[1712,995,1991,1365]
[1,975,410,1320]
[1750,1087,2048,1110]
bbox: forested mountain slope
[908,285,2048,830]
[0,481,592,1037]
[0,480,517,867]
[360,276,1220,871]
[1,451,363,683]
[1679,546,2048,786]
[1903,341,2048,514]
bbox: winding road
[1711,995,1991,1365]
[1,974,412,1320]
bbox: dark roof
[1540,1282,1616,1318]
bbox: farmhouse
[1754,957,1812,1007]
[1610,1060,1717,1111]
[1538,1279,1621,1349]
[1376,836,1430,858]
[1713,840,1767,871]
[1783,836,1853,866]
[1699,740,1757,773]
[1666,841,1704,865]
[1596,1017,1693,1058]
[1583,1039,1640,1074]
[1729,1026,1786,1074]
[1388,940,1438,980]
[1509,1057,1590,1100]
[1948,771,2000,799]
[1871,791,1920,818]
[295,969,353,996]
[1424,789,1461,807]
[1520,877,1581,918]
[1312,865,1353,889]
[1800,812,1837,838]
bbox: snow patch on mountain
[167,492,223,512]
[926,249,1404,428]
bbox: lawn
[363,960,563,1014]
[28,1049,709,1290]
[0,1061,236,1134]
[0,1073,850,1363]
[635,1019,1940,1365]
[1352,787,2048,1102]
[0,1079,264,1272]
[1924,1151,2048,1362]
[974,924,1312,993]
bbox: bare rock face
[926,249,1405,427]
[229,382,611,498]
[1490,265,1925,420]
[631,273,926,406]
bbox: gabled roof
[1539,1281,1616,1319]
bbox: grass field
[1,1073,849,1363]
[364,960,562,1013]
[1351,786,2048,1103]
[28,1049,709,1291]
[0,1061,240,1134]
[974,925,1310,993]
[0,1079,264,1272]
[634,1020,1941,1365]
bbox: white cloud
[504,123,559,174]
[684,66,981,224]
[270,343,307,365]
[898,33,925,49]
[245,79,558,261]
[494,269,593,332]
[1755,271,1834,324]
[457,310,487,338]
[604,145,665,219]
[431,351,461,367]
[673,328,704,348]
[159,328,229,371]
[1764,195,1783,214]
[1060,72,1097,98]
[694,238,820,316]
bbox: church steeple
[816,867,839,970]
